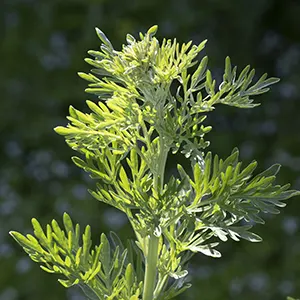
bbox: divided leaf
[10,214,142,300]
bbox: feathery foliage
[10,25,299,300]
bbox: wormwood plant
[10,26,300,300]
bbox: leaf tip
[54,126,69,135]
[31,217,38,225]
[147,25,158,36]
[9,230,16,237]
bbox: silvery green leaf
[169,270,188,279]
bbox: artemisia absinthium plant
[10,26,300,300]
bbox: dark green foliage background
[1,0,300,299]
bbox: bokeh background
[1,0,300,299]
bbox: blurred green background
[1,0,300,299]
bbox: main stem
[142,135,168,300]
[142,234,160,300]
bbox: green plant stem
[154,137,168,190]
[142,234,160,300]
[154,274,168,298]
[143,135,168,300]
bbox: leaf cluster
[10,25,300,300]
[50,25,300,296]
[10,214,143,300]
[171,148,299,256]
